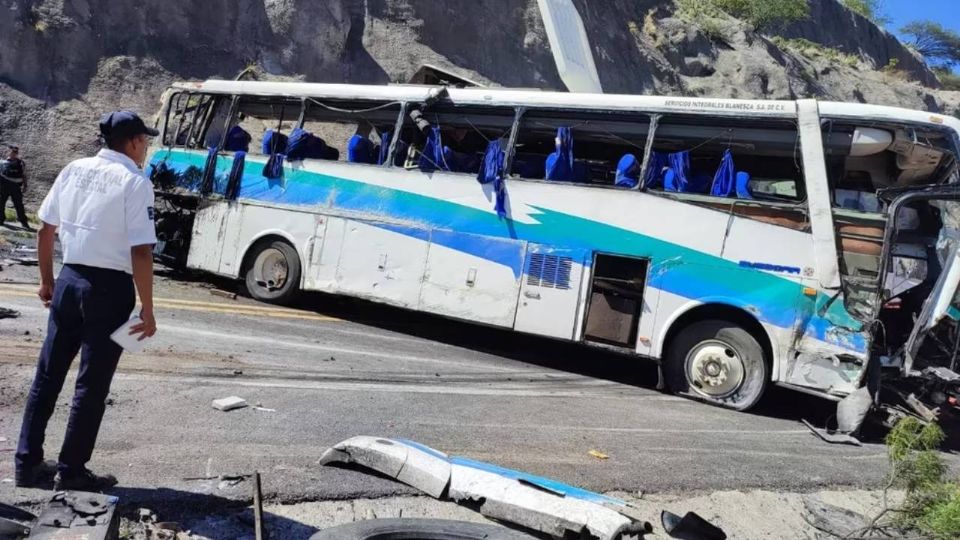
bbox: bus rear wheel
[244,239,301,305]
[664,320,768,411]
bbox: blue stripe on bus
[151,151,868,352]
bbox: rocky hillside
[0,0,958,196]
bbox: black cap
[99,111,159,141]
[6,145,18,152]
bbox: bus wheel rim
[253,248,288,291]
[685,340,745,399]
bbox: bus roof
[170,79,960,133]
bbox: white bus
[147,79,960,417]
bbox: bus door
[514,244,586,340]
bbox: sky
[883,0,960,39]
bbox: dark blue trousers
[16,264,135,475]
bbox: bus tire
[243,239,301,305]
[664,319,768,411]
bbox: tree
[842,0,891,26]
[901,21,960,69]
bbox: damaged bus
[146,80,960,426]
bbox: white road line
[409,422,813,435]
[159,324,526,372]
[116,371,680,399]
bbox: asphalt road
[0,244,950,509]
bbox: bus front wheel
[664,320,768,411]
[244,239,302,305]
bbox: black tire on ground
[243,239,301,305]
[664,319,768,411]
[308,518,537,540]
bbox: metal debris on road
[588,449,610,460]
[210,289,238,300]
[0,307,19,320]
[253,472,266,540]
[801,419,862,446]
[183,473,252,490]
[212,396,248,411]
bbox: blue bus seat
[644,151,668,189]
[614,154,641,188]
[711,149,735,197]
[545,127,574,181]
[262,130,288,155]
[224,126,252,153]
[419,127,451,172]
[347,134,377,164]
[286,128,334,161]
[735,171,753,199]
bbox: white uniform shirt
[38,149,157,274]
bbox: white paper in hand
[110,316,151,353]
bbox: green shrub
[933,68,960,91]
[881,418,960,540]
[676,0,809,32]
[771,37,861,67]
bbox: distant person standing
[0,145,32,230]
[14,112,159,491]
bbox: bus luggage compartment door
[514,244,585,340]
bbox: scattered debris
[661,510,727,539]
[588,449,610,460]
[252,406,276,412]
[0,437,7,443]
[11,257,38,266]
[801,496,870,537]
[253,472,266,540]
[320,436,651,540]
[1,478,12,484]
[210,289,238,300]
[233,370,244,376]
[0,500,33,538]
[0,307,19,319]
[802,419,862,446]
[183,473,252,490]
[138,508,157,524]
[212,396,248,412]
[27,491,120,539]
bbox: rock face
[0,0,956,193]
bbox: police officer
[0,144,31,230]
[15,111,159,491]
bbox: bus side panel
[419,231,527,328]
[186,202,231,274]
[311,216,346,292]
[514,244,588,340]
[226,203,317,283]
[334,220,430,309]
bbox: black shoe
[14,460,58,488]
[53,469,118,492]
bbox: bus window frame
[507,107,654,190]
[641,114,810,211]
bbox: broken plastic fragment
[211,396,248,411]
[320,436,647,540]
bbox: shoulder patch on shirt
[147,207,155,220]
